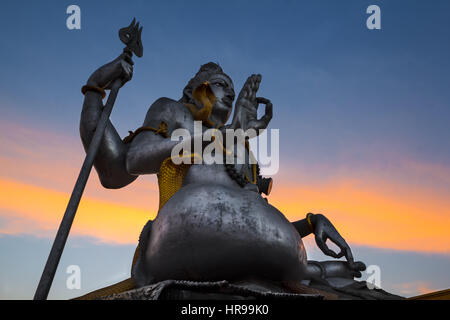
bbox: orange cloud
[0,120,160,211]
[1,171,449,253]
[0,178,153,245]
[269,177,450,253]
[392,281,440,297]
[1,120,449,253]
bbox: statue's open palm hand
[231,74,272,135]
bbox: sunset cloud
[1,120,449,253]
[270,180,450,253]
[0,178,153,244]
[392,281,437,296]
[2,0,450,300]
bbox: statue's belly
[142,183,307,283]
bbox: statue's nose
[225,90,235,101]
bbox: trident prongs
[119,17,144,57]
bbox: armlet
[123,121,169,144]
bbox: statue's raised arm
[79,51,137,189]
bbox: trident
[33,19,143,300]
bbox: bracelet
[306,213,315,233]
[81,85,106,99]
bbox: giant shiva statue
[79,46,367,298]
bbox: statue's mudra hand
[314,214,366,273]
[86,51,134,89]
[231,74,273,135]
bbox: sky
[0,0,449,299]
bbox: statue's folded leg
[132,219,154,288]
[305,260,362,283]
[304,260,368,293]
[303,261,404,300]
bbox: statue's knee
[132,220,154,288]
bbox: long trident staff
[33,19,143,300]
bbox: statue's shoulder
[143,97,193,127]
[146,97,189,115]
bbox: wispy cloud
[1,120,449,253]
[270,173,450,253]
[0,120,157,244]
[0,178,153,244]
[392,281,438,296]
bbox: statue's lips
[220,97,233,109]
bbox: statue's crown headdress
[181,62,230,103]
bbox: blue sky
[0,0,449,299]
[2,0,450,169]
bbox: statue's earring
[184,82,217,127]
[193,82,216,110]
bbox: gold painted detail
[184,81,218,127]
[244,163,258,184]
[81,85,106,99]
[157,153,202,210]
[306,213,315,233]
[123,121,169,144]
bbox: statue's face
[208,73,235,125]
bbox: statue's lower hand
[231,74,273,135]
[313,214,366,273]
[86,51,134,89]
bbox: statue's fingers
[315,236,339,259]
[237,88,249,101]
[248,120,264,132]
[259,115,271,129]
[254,113,272,131]
[332,235,355,265]
[244,78,256,98]
[265,101,273,120]
[249,75,258,100]
[243,74,261,102]
[253,74,261,93]
[344,247,355,266]
[238,77,253,99]
[337,243,355,268]
[336,250,346,259]
[243,75,255,89]
[257,97,269,104]
[256,98,273,120]
[329,237,346,259]
[354,261,366,271]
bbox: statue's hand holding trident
[86,18,143,91]
[85,52,134,90]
